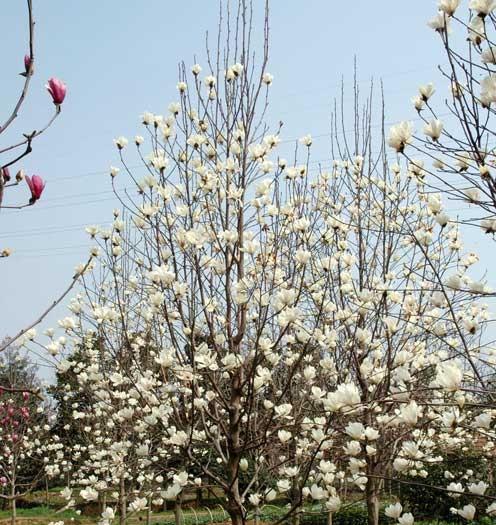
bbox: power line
[4,111,455,208]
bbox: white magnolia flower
[438,0,460,15]
[266,489,277,502]
[299,134,312,147]
[345,422,365,440]
[468,481,488,495]
[469,0,495,15]
[325,496,341,513]
[456,504,476,521]
[388,122,413,152]
[161,484,182,500]
[487,502,496,516]
[411,95,425,111]
[248,494,261,507]
[262,72,273,85]
[385,503,403,519]
[277,429,292,443]
[276,479,291,492]
[482,46,496,64]
[177,81,187,93]
[400,401,421,426]
[101,508,115,521]
[80,487,98,501]
[309,484,326,500]
[128,497,147,512]
[419,83,435,101]
[113,136,128,149]
[480,75,496,106]
[428,12,451,32]
[436,361,463,391]
[447,482,464,497]
[398,513,414,525]
[424,119,443,141]
[464,187,480,203]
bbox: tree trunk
[291,507,301,525]
[119,477,127,525]
[365,478,379,525]
[10,499,16,525]
[45,477,49,508]
[10,482,16,525]
[226,370,245,525]
[146,495,152,525]
[327,512,333,525]
[227,507,244,525]
[196,487,203,507]
[174,495,184,525]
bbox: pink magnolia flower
[46,77,66,105]
[25,175,45,204]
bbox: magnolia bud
[46,77,67,105]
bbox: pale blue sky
[0,1,490,346]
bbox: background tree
[0,345,63,525]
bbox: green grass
[0,506,78,518]
[0,501,494,525]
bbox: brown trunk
[196,487,203,507]
[45,477,49,507]
[291,508,301,525]
[365,478,379,525]
[10,499,16,525]
[10,482,16,525]
[146,495,152,525]
[227,507,244,525]
[119,477,127,525]
[226,370,245,525]
[174,495,184,525]
[327,512,333,525]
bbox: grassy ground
[0,490,494,525]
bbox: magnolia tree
[0,0,77,379]
[40,3,496,525]
[388,0,496,236]
[0,0,66,219]
[0,347,64,525]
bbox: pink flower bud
[22,391,29,401]
[0,477,6,486]
[25,175,45,204]
[24,54,32,74]
[46,77,66,105]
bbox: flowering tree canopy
[36,3,496,525]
